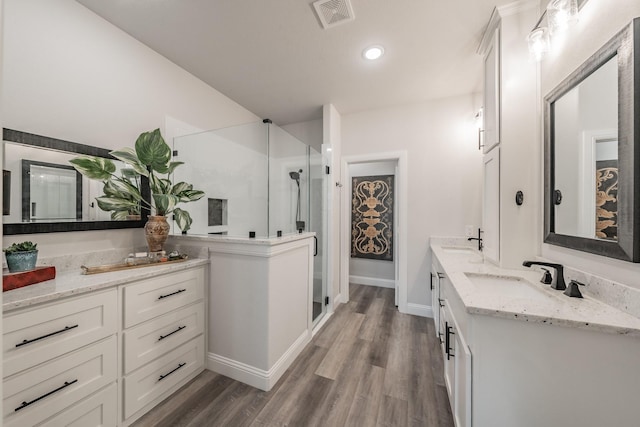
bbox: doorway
[340,151,407,312]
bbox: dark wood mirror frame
[544,18,640,262]
[3,128,150,235]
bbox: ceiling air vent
[313,0,355,29]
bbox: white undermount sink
[464,272,550,301]
[441,246,475,254]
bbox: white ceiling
[76,0,515,125]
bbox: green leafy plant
[4,241,38,254]
[70,129,204,232]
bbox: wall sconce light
[547,0,578,35]
[526,0,578,62]
[527,26,550,62]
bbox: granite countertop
[3,257,209,313]
[430,239,640,338]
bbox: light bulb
[363,46,384,60]
[547,0,578,35]
[527,27,550,62]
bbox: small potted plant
[4,241,38,273]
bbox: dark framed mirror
[3,128,150,235]
[544,18,640,262]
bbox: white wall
[282,119,323,152]
[348,161,396,282]
[2,0,259,254]
[538,0,640,287]
[342,94,483,306]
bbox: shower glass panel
[309,145,327,324]
[268,124,309,237]
[172,121,310,238]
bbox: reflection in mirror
[544,18,640,262]
[552,56,618,240]
[2,129,149,235]
[21,160,82,222]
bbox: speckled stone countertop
[3,247,209,313]
[430,238,640,338]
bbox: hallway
[134,284,453,426]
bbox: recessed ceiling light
[363,45,384,60]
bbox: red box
[3,266,56,292]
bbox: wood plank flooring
[133,284,454,427]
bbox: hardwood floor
[133,284,454,427]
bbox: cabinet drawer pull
[446,323,455,360]
[430,273,434,290]
[16,324,79,348]
[158,362,186,381]
[158,289,186,300]
[15,379,78,412]
[158,325,186,341]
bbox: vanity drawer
[3,289,117,377]
[123,335,204,419]
[36,383,117,427]
[123,302,205,374]
[3,336,117,427]
[123,268,204,328]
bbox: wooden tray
[81,257,188,275]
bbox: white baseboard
[312,311,333,337]
[207,330,310,391]
[349,275,395,289]
[405,303,433,318]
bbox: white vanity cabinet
[430,260,444,343]
[120,267,206,425]
[2,262,207,427]
[2,289,118,427]
[432,248,640,427]
[439,272,472,427]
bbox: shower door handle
[313,236,318,257]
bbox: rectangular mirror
[544,18,640,262]
[3,128,150,235]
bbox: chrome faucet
[468,228,483,251]
[522,261,566,290]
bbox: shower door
[309,146,328,326]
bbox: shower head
[289,169,303,181]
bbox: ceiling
[76,0,515,125]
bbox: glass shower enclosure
[172,121,328,325]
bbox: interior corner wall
[538,0,640,288]
[348,161,396,283]
[2,0,259,255]
[341,94,483,307]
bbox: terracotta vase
[144,215,170,252]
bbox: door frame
[340,151,408,313]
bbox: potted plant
[4,241,38,273]
[70,129,204,252]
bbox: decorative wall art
[595,160,618,240]
[351,174,394,261]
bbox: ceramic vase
[144,215,170,252]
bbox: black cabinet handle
[313,236,318,257]
[158,325,186,341]
[158,362,186,381]
[158,289,186,300]
[16,324,79,348]
[446,323,455,360]
[430,273,434,290]
[15,379,78,412]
